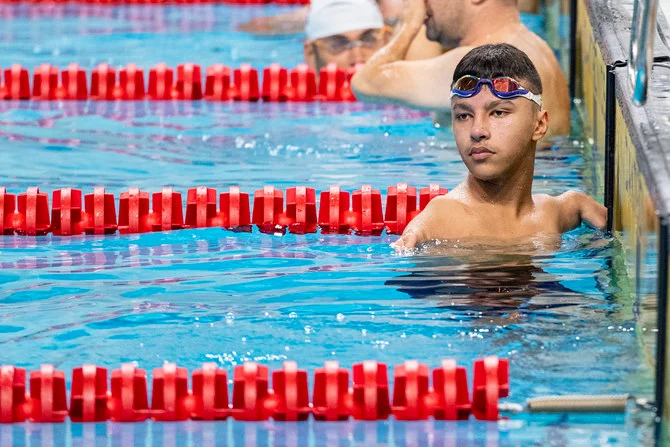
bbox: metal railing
[629,0,660,104]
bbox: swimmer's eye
[322,36,351,53]
[455,113,471,121]
[318,29,383,54]
[360,30,380,46]
[492,109,509,117]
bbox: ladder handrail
[629,0,660,105]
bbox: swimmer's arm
[557,191,607,231]
[393,197,453,249]
[350,0,424,102]
[237,6,309,35]
[351,0,464,109]
[352,43,469,109]
[393,213,430,249]
[405,26,447,61]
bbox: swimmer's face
[451,85,548,182]
[424,0,465,46]
[304,28,389,71]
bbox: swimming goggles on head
[450,75,543,107]
[314,27,392,55]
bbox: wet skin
[394,86,607,249]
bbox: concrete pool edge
[575,0,670,442]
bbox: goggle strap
[449,77,543,107]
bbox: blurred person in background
[238,0,445,61]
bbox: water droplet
[289,312,298,319]
[336,313,345,322]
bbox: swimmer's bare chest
[430,198,565,239]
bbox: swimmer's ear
[531,108,549,142]
[304,41,317,69]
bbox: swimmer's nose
[349,46,368,67]
[471,114,491,142]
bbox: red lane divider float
[472,356,509,421]
[0,357,508,424]
[70,365,108,422]
[151,363,192,421]
[26,365,69,422]
[191,363,229,420]
[108,364,150,422]
[351,360,391,420]
[0,365,27,423]
[0,62,357,102]
[0,183,448,237]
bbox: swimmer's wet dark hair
[452,43,543,94]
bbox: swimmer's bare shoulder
[393,188,471,249]
[533,191,607,232]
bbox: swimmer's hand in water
[556,191,608,231]
[391,200,437,251]
[392,231,418,250]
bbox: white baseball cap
[306,0,384,40]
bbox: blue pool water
[0,4,657,446]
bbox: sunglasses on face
[450,75,543,106]
[314,28,389,55]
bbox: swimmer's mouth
[469,146,494,155]
[425,4,433,22]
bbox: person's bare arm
[393,210,431,249]
[237,6,309,35]
[405,26,447,61]
[392,196,457,249]
[578,194,607,229]
[351,0,468,109]
[557,191,607,231]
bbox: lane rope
[0,183,449,236]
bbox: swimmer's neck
[458,4,522,47]
[462,157,535,216]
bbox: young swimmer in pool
[393,44,607,250]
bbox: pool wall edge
[575,0,670,442]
